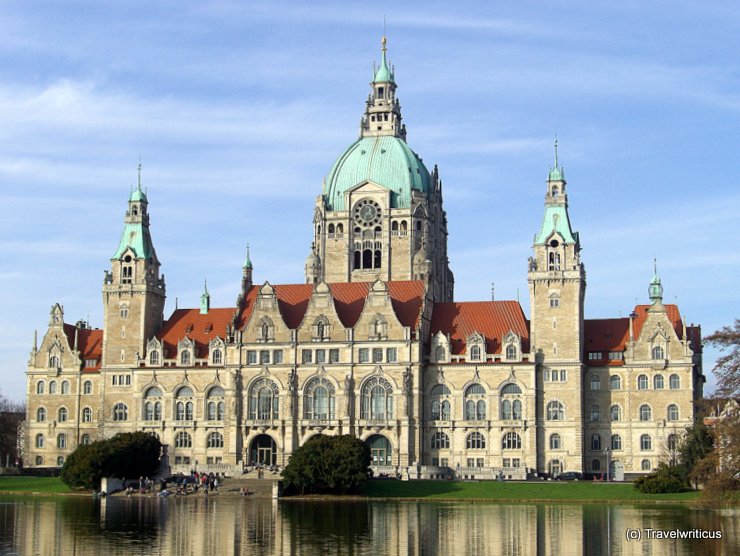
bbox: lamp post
[604,448,611,481]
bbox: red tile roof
[62,324,103,372]
[157,308,236,359]
[429,301,530,355]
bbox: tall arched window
[500,383,522,421]
[639,404,652,421]
[58,407,68,422]
[464,383,486,420]
[667,404,679,421]
[49,381,57,394]
[207,432,224,449]
[35,434,44,448]
[175,431,192,448]
[212,349,223,365]
[611,434,622,451]
[669,374,680,389]
[430,384,451,421]
[249,378,279,420]
[113,403,128,421]
[546,401,564,420]
[652,346,664,360]
[549,433,561,450]
[654,374,664,390]
[82,407,92,422]
[304,377,336,421]
[466,432,486,449]
[83,381,92,395]
[144,386,163,421]
[610,375,621,390]
[640,434,652,451]
[61,381,70,394]
[502,432,521,450]
[175,386,194,421]
[610,405,621,421]
[36,381,45,394]
[149,350,159,365]
[637,375,648,390]
[57,433,67,449]
[591,434,601,450]
[207,386,226,421]
[590,405,601,422]
[431,431,450,449]
[361,376,393,420]
[36,407,46,422]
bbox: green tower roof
[372,36,394,83]
[323,135,431,210]
[129,186,147,202]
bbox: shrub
[282,434,370,495]
[634,463,689,494]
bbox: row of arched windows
[35,380,75,395]
[588,403,681,422]
[608,373,680,390]
[430,383,524,421]
[429,431,522,451]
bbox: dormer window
[257,317,274,343]
[652,346,664,360]
[180,350,191,366]
[470,346,481,361]
[149,351,159,365]
[212,349,222,365]
[506,345,517,360]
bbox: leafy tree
[282,434,370,495]
[705,319,740,397]
[61,432,161,490]
[678,420,714,488]
[0,391,24,464]
[634,463,688,494]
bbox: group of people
[243,462,280,479]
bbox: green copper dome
[548,166,565,181]
[323,136,431,211]
[130,186,147,202]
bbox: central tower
[307,37,454,302]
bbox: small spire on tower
[200,278,210,314]
[648,258,664,305]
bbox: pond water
[0,496,737,555]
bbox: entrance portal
[366,434,392,466]
[250,434,277,466]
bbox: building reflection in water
[1,496,736,555]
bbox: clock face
[353,199,382,227]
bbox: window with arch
[590,405,601,422]
[61,380,70,394]
[642,459,652,471]
[122,265,132,284]
[56,456,65,466]
[505,344,517,360]
[548,251,561,271]
[119,305,129,318]
[207,432,224,449]
[667,404,679,421]
[35,434,44,448]
[610,375,621,390]
[175,386,194,421]
[36,381,45,394]
[430,384,451,421]
[610,405,621,422]
[361,376,393,420]
[667,434,678,451]
[49,381,57,394]
[590,375,601,391]
[640,434,652,451]
[611,434,622,451]
[590,434,601,450]
[37,407,46,422]
[434,345,446,362]
[81,434,91,446]
[464,383,486,420]
[431,431,450,450]
[500,384,523,421]
[328,223,335,236]
[206,386,226,421]
[304,377,336,421]
[258,318,274,342]
[49,354,60,368]
[57,433,67,449]
[466,432,486,450]
[82,407,92,422]
[546,401,564,420]
[652,346,664,360]
[469,345,482,361]
[113,403,128,421]
[212,349,223,365]
[669,374,680,389]
[592,459,601,471]
[144,386,163,421]
[180,350,191,366]
[549,433,561,450]
[637,375,648,390]
[58,407,68,422]
[175,431,192,448]
[149,350,159,365]
[639,404,652,421]
[83,380,92,395]
[502,432,522,450]
[313,317,330,341]
[654,374,664,390]
[249,378,279,420]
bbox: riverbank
[0,476,72,494]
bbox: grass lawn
[362,480,700,503]
[0,476,72,494]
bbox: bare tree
[705,319,740,398]
[0,392,25,466]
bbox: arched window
[82,407,92,422]
[466,432,486,449]
[590,375,601,390]
[207,386,226,421]
[56,456,65,466]
[434,345,446,362]
[57,433,67,449]
[49,381,57,394]
[61,381,70,394]
[667,434,678,451]
[591,434,601,450]
[669,374,680,390]
[469,345,481,361]
[304,377,336,421]
[149,351,159,365]
[610,405,621,422]
[590,405,601,422]
[502,432,521,450]
[37,407,46,422]
[667,404,679,421]
[207,432,224,449]
[637,375,648,390]
[83,381,92,395]
[36,381,45,394]
[501,400,511,420]
[144,386,163,421]
[249,378,279,420]
[58,407,68,422]
[592,459,601,471]
[431,431,450,449]
[81,434,91,446]
[464,383,486,420]
[328,223,335,235]
[35,434,44,448]
[654,374,664,390]
[639,404,652,421]
[652,346,664,360]
[175,387,194,421]
[212,349,222,365]
[549,433,561,450]
[546,401,564,420]
[611,434,622,451]
[49,355,59,368]
[430,384,451,421]
[642,459,652,471]
[180,350,191,366]
[119,305,129,318]
[640,434,652,451]
[361,376,393,420]
[175,431,192,448]
[610,375,621,390]
[113,403,128,421]
[505,345,517,360]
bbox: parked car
[559,472,583,481]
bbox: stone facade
[24,39,703,478]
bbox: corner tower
[101,168,166,367]
[310,37,454,302]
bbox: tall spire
[373,34,394,84]
[362,35,404,139]
[648,258,663,305]
[548,137,565,182]
[200,278,210,314]
[243,243,253,269]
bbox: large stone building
[24,39,704,479]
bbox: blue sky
[1,1,738,402]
